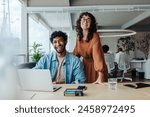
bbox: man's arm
[72,57,86,84]
[33,56,46,69]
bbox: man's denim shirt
[34,51,85,84]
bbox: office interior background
[0,0,150,70]
[1,0,150,100]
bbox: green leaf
[29,42,45,62]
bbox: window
[29,16,49,61]
[0,0,22,64]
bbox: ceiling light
[98,29,136,38]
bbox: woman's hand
[93,72,105,84]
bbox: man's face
[52,36,66,54]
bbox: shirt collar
[51,51,70,65]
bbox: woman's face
[80,15,91,31]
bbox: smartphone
[77,86,87,90]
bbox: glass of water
[108,78,117,90]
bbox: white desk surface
[20,82,150,100]
[130,59,146,70]
[130,60,147,63]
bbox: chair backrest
[17,62,36,69]
[104,53,115,73]
[118,53,130,73]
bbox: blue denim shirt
[34,51,85,84]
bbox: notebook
[17,69,61,92]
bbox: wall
[67,30,76,52]
[101,37,119,53]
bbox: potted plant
[133,32,150,60]
[30,42,45,62]
[117,36,135,59]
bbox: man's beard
[55,46,65,54]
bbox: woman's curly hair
[76,12,97,42]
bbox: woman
[73,12,108,83]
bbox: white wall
[67,30,76,52]
[101,37,119,53]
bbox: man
[102,45,109,54]
[114,48,129,77]
[34,31,85,84]
[115,48,124,64]
[102,45,115,77]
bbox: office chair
[117,53,132,82]
[17,62,36,69]
[104,53,115,77]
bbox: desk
[20,83,150,100]
[130,59,150,79]
[130,60,146,70]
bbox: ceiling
[20,0,150,32]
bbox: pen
[30,93,36,100]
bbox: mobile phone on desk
[77,86,87,90]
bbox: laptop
[17,69,61,92]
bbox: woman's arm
[92,33,108,83]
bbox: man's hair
[102,45,109,53]
[50,31,68,43]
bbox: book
[64,88,83,96]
